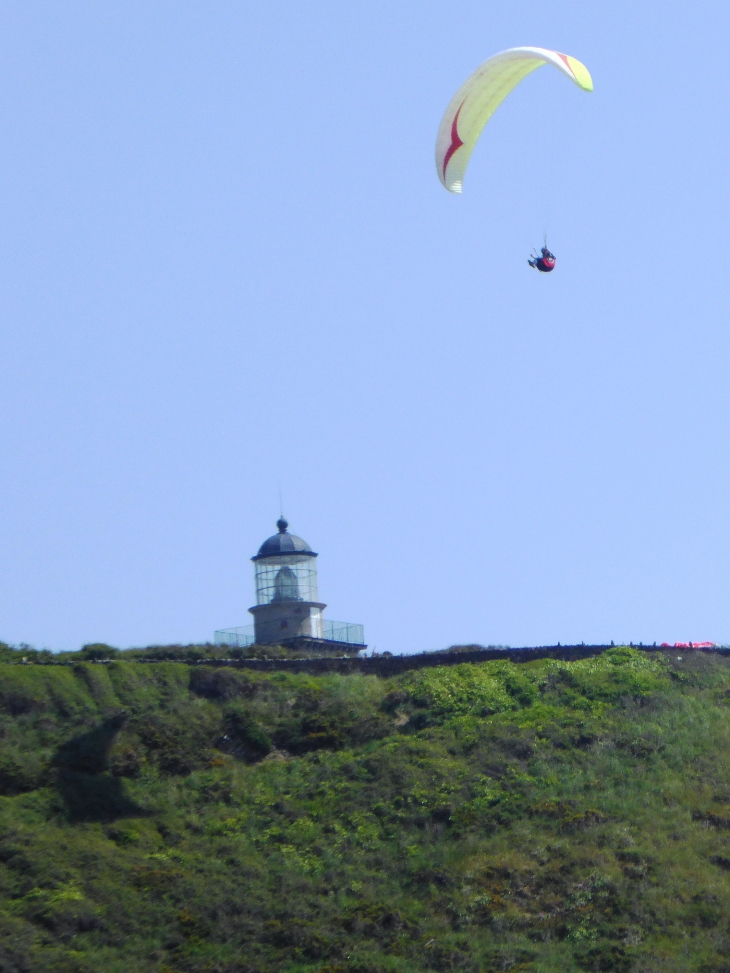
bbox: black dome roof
[252,518,317,560]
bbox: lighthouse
[214,518,365,653]
[249,517,324,644]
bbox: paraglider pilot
[528,246,556,273]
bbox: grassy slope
[2,649,730,972]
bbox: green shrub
[79,643,120,661]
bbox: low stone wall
[36,643,730,674]
[165,643,660,677]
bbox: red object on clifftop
[660,642,716,649]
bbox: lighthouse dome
[252,518,317,561]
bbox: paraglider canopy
[436,47,593,193]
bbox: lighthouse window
[254,554,319,605]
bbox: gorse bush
[2,648,730,971]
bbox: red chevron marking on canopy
[556,52,575,79]
[442,102,465,179]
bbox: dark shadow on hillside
[54,770,148,822]
[52,713,149,822]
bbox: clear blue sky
[1,1,729,652]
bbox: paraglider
[435,47,593,193]
[528,246,556,273]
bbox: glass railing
[214,620,365,648]
[214,625,255,647]
[322,620,365,645]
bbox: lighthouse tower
[214,518,365,653]
[248,517,325,644]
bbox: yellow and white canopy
[436,47,593,193]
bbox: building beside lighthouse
[214,518,365,653]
